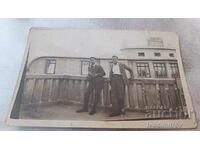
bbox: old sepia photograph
[6,28,197,129]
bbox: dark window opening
[153,63,167,78]
[138,52,145,56]
[45,59,56,74]
[137,63,151,78]
[169,53,174,57]
[81,60,90,75]
[154,52,161,57]
[170,63,180,78]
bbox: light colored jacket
[109,63,133,84]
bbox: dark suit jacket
[109,63,133,84]
[87,64,106,82]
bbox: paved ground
[19,103,185,121]
[19,103,149,121]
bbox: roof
[120,47,176,51]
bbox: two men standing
[77,56,133,117]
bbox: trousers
[83,79,104,110]
[110,74,125,113]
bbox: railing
[21,74,186,111]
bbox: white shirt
[112,63,121,74]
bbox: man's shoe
[76,108,88,113]
[109,112,121,117]
[89,109,96,115]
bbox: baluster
[100,88,104,107]
[30,78,36,104]
[68,79,73,100]
[74,79,77,101]
[79,79,84,103]
[125,85,130,108]
[39,79,45,104]
[48,78,53,102]
[65,79,69,101]
[107,82,111,107]
[133,82,139,109]
[142,83,147,110]
[103,81,109,112]
[59,78,65,101]
[165,84,171,110]
[156,82,161,110]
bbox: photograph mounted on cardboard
[6,28,197,129]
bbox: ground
[19,103,151,121]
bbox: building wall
[121,48,176,60]
[127,60,179,79]
[27,56,179,79]
[28,57,128,78]
[28,57,83,76]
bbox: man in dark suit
[76,57,106,115]
[109,55,133,117]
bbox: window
[153,63,167,78]
[170,63,180,78]
[137,63,151,78]
[81,60,90,75]
[169,53,174,57]
[138,52,145,56]
[154,52,161,57]
[45,59,56,74]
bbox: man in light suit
[76,57,106,115]
[109,55,133,117]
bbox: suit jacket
[109,63,133,85]
[87,64,106,82]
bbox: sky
[28,28,178,64]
